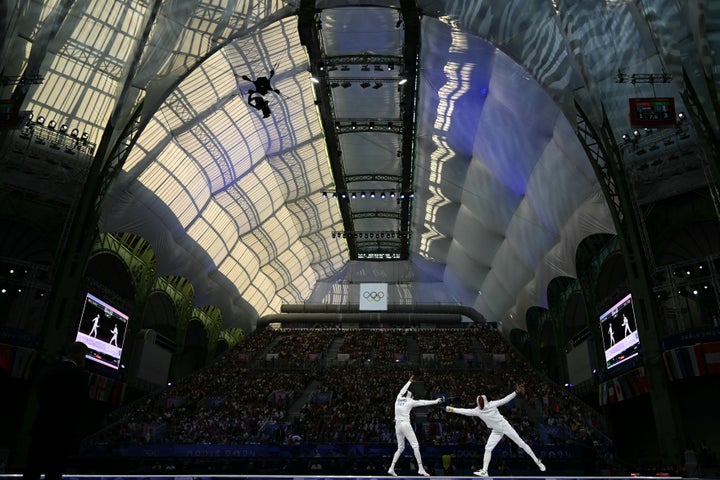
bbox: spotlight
[388,63,394,71]
[310,76,320,83]
[36,116,45,125]
[369,122,375,129]
[372,82,382,89]
[370,192,375,198]
[390,191,395,198]
[70,128,79,137]
[380,192,386,199]
[361,192,366,198]
[351,192,357,199]
[60,124,68,133]
[398,78,407,85]
[48,120,56,129]
[322,191,328,198]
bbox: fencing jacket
[449,391,517,430]
[395,380,441,422]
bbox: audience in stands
[84,327,617,474]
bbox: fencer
[445,384,546,477]
[388,375,443,477]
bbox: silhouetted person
[578,428,598,475]
[240,69,280,95]
[110,323,119,346]
[622,314,633,336]
[23,341,90,480]
[89,314,99,337]
[248,90,272,118]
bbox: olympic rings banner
[359,283,388,311]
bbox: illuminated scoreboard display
[628,97,676,127]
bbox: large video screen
[599,293,640,370]
[75,292,129,370]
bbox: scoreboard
[628,97,676,127]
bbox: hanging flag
[703,341,720,375]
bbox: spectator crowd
[84,326,622,474]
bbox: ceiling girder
[335,121,404,134]
[298,0,358,258]
[398,0,420,260]
[352,211,401,220]
[324,55,404,67]
[345,174,402,183]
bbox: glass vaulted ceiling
[103,16,347,327]
[7,0,710,335]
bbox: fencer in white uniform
[388,375,443,477]
[445,384,545,477]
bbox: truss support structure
[575,101,685,460]
[398,0,420,260]
[352,211,401,220]
[13,0,166,468]
[345,174,402,184]
[299,0,357,258]
[679,67,720,222]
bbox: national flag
[663,350,678,380]
[613,378,624,401]
[676,345,702,378]
[703,341,720,375]
[11,346,35,379]
[0,344,13,374]
[607,381,617,404]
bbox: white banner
[359,282,388,311]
